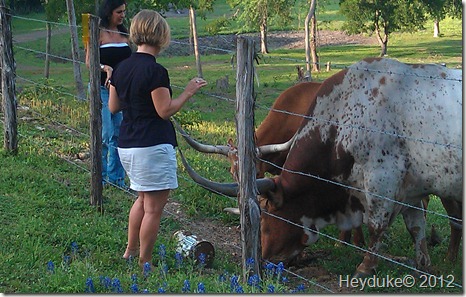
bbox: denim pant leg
[100,87,125,186]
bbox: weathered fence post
[236,36,262,280]
[0,1,18,153]
[88,14,103,211]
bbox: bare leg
[123,194,144,259]
[138,189,169,267]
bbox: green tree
[228,0,295,53]
[339,0,426,56]
[420,0,462,37]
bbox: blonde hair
[130,9,171,50]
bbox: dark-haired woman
[86,0,132,188]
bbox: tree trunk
[310,13,319,72]
[374,18,388,57]
[189,6,203,78]
[433,19,440,37]
[304,0,317,80]
[260,16,268,54]
[65,0,86,100]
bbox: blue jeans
[100,86,125,187]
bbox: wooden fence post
[236,36,262,281]
[88,14,103,211]
[0,1,18,153]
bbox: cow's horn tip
[224,207,240,215]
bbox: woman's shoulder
[99,29,129,45]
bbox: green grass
[1,0,463,293]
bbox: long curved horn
[256,133,296,156]
[173,119,230,155]
[179,150,276,196]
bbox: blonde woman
[109,9,207,269]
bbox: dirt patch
[163,30,376,56]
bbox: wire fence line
[3,10,462,292]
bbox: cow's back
[294,58,462,202]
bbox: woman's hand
[102,65,113,88]
[184,77,207,96]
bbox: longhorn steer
[181,58,462,276]
[260,57,462,275]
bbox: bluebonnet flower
[182,279,191,293]
[276,262,284,274]
[71,242,78,255]
[159,244,166,261]
[99,276,111,289]
[218,273,227,283]
[158,287,166,293]
[235,285,244,293]
[63,255,71,267]
[198,253,206,267]
[175,252,183,268]
[292,284,305,293]
[47,260,54,273]
[130,283,139,293]
[85,277,95,293]
[246,257,255,270]
[142,289,150,293]
[197,282,206,293]
[264,262,275,276]
[161,263,169,275]
[247,274,260,287]
[143,262,151,277]
[230,275,239,292]
[267,284,275,293]
[281,276,289,283]
[112,278,123,293]
[131,273,137,283]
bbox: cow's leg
[440,199,462,262]
[401,201,431,271]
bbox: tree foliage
[227,0,294,32]
[339,0,426,56]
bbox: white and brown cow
[181,57,462,276]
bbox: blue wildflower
[175,252,183,268]
[158,287,166,293]
[162,263,169,275]
[63,255,71,267]
[142,289,150,293]
[198,253,206,266]
[143,262,151,277]
[218,273,227,282]
[230,275,239,291]
[131,273,137,283]
[267,284,275,293]
[235,285,244,293]
[246,257,255,269]
[85,277,95,293]
[197,282,206,293]
[100,276,111,289]
[112,278,123,293]
[247,274,260,287]
[281,276,289,283]
[47,260,54,273]
[71,242,78,255]
[276,262,284,274]
[130,283,139,293]
[292,284,305,293]
[159,244,166,260]
[182,279,191,293]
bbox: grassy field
[1,0,463,293]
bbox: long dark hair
[98,0,128,34]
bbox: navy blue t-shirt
[111,52,177,148]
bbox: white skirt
[118,144,178,192]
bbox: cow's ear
[261,178,283,209]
